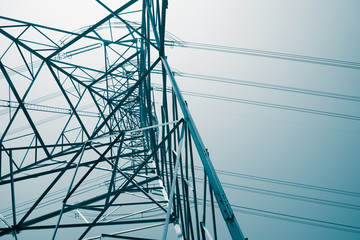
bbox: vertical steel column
[162,124,185,240]
[9,151,17,228]
[161,57,246,240]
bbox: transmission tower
[0,1,246,239]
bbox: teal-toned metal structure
[0,1,246,239]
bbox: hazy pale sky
[1,1,360,239]
[164,1,360,239]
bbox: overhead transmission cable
[3,81,358,137]
[152,85,360,121]
[171,71,360,103]
[194,198,360,235]
[229,203,360,234]
[2,168,359,235]
[1,160,358,235]
[220,181,360,211]
[168,41,360,70]
[194,166,360,198]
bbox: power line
[152,85,360,122]
[2,83,359,139]
[230,203,360,234]
[196,198,360,235]
[194,166,360,198]
[3,169,359,235]
[169,41,360,70]
[2,165,358,235]
[221,181,360,211]
[184,176,360,213]
[172,71,360,102]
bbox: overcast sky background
[1,0,360,239]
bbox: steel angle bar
[162,124,185,240]
[0,219,167,231]
[0,21,128,105]
[31,25,61,48]
[84,223,164,240]
[46,61,91,138]
[105,140,124,206]
[14,144,89,227]
[0,16,95,42]
[200,222,214,240]
[0,144,93,183]
[47,0,139,60]
[88,51,140,88]
[0,123,176,236]
[187,129,201,240]
[90,57,161,138]
[95,0,160,51]
[103,206,161,224]
[87,90,113,135]
[161,57,246,240]
[144,0,161,48]
[101,234,157,240]
[209,185,218,240]
[87,141,167,213]
[62,132,125,204]
[72,119,183,239]
[0,63,33,81]
[8,151,17,237]
[89,120,179,139]
[14,43,35,79]
[0,146,87,237]
[0,135,124,237]
[0,61,51,158]
[103,159,168,213]
[0,27,105,103]
[52,142,90,239]
[0,214,11,228]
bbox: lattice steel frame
[0,1,246,239]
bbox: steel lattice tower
[0,1,246,239]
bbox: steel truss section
[0,1,246,239]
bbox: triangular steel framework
[0,1,246,239]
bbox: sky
[1,0,360,239]
[164,1,360,239]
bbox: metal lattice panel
[0,1,245,239]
